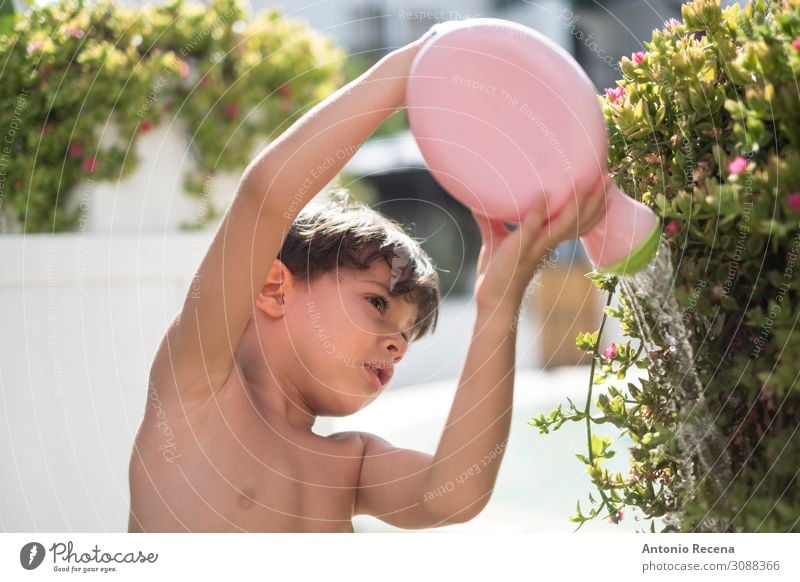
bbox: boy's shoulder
[326,431,365,449]
[326,431,388,461]
[325,431,393,457]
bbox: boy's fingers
[545,175,610,242]
[425,22,443,39]
[518,191,550,238]
[509,196,551,268]
[548,192,584,243]
[472,210,511,244]
[411,23,442,49]
[471,211,493,243]
[572,197,600,238]
[580,194,608,236]
[577,178,610,235]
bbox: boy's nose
[382,332,407,362]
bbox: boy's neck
[236,323,318,434]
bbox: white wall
[0,234,206,531]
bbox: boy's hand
[373,23,442,107]
[471,175,611,317]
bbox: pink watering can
[406,18,660,275]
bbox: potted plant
[534,0,800,532]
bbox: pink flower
[603,343,617,360]
[727,155,749,175]
[607,510,625,523]
[604,86,625,104]
[82,156,99,174]
[27,41,44,54]
[177,59,190,78]
[665,220,681,236]
[199,77,211,88]
[793,37,800,51]
[787,192,800,211]
[139,119,153,133]
[223,103,240,119]
[66,27,85,39]
[68,142,84,159]
[633,52,645,64]
[278,84,293,98]
[663,17,681,29]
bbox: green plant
[533,0,800,532]
[0,0,345,232]
[0,0,15,34]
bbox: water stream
[618,238,732,530]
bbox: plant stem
[586,289,616,461]
[584,288,617,522]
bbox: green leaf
[720,295,738,310]
[591,434,612,458]
[0,12,16,37]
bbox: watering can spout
[580,182,661,276]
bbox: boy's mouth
[362,362,394,387]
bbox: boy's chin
[308,371,382,416]
[314,391,376,417]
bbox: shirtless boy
[128,28,608,532]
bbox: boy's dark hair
[278,190,440,342]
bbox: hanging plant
[0,0,345,232]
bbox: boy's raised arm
[152,36,431,399]
[237,35,429,212]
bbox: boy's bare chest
[129,383,362,532]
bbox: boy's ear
[255,259,294,318]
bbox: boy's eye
[367,295,387,313]
[367,295,411,343]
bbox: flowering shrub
[533,0,800,532]
[0,0,344,232]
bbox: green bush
[0,0,344,232]
[533,0,800,532]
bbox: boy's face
[281,258,419,416]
